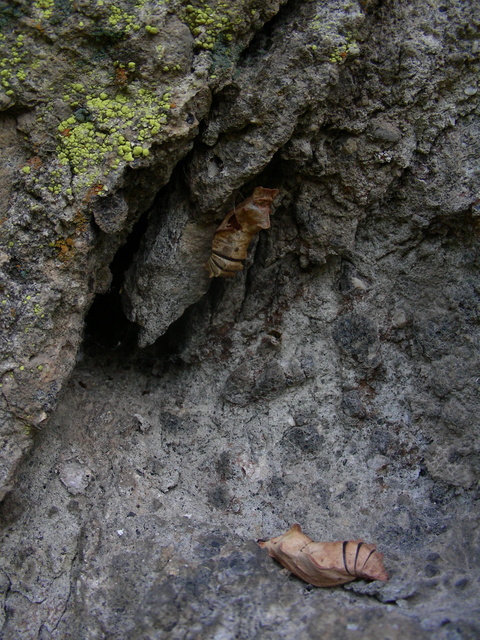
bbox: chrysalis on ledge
[206,187,279,278]
[258,524,388,587]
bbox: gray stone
[122,188,214,347]
[58,460,93,496]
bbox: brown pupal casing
[258,524,388,587]
[206,187,279,278]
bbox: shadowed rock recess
[0,0,479,637]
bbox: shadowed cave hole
[83,217,144,356]
[83,192,192,364]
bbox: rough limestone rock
[1,0,480,638]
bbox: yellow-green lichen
[99,0,161,35]
[107,4,139,32]
[33,0,54,19]
[55,85,171,191]
[329,33,359,64]
[178,1,252,50]
[307,15,359,64]
[0,32,29,97]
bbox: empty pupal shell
[258,524,388,587]
[206,187,279,278]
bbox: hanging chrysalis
[258,524,388,587]
[206,187,279,278]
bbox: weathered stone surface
[122,186,215,347]
[0,0,285,497]
[1,0,480,637]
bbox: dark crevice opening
[82,166,200,367]
[83,214,147,357]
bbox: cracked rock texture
[1,0,480,638]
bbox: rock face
[1,0,479,638]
